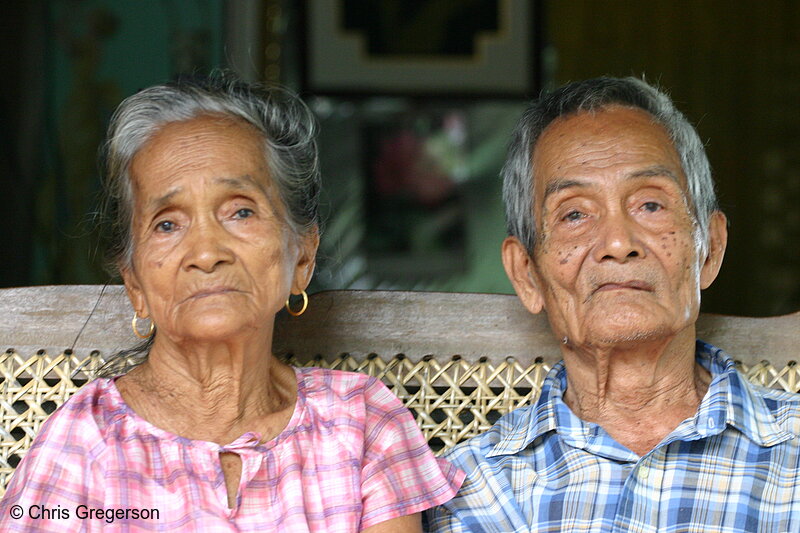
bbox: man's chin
[582,327,669,348]
[579,309,675,347]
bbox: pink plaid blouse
[0,367,463,532]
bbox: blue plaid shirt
[426,342,800,532]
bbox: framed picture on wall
[303,0,538,97]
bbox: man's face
[503,106,727,347]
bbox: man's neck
[560,327,711,456]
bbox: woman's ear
[501,236,545,314]
[699,211,728,290]
[121,266,149,318]
[291,227,320,293]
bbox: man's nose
[183,219,235,273]
[592,209,645,263]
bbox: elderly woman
[1,77,462,532]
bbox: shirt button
[707,418,716,429]
[639,466,649,479]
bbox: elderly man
[426,77,800,532]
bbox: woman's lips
[186,287,240,301]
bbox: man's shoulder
[444,403,539,467]
[704,340,800,442]
[429,405,538,533]
[739,375,800,436]
[746,379,800,404]
[444,361,564,466]
[700,341,800,403]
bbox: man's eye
[642,202,662,212]
[562,210,585,222]
[234,208,254,219]
[156,220,175,233]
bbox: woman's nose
[592,210,645,263]
[183,219,235,273]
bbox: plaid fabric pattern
[426,341,800,533]
[0,367,463,532]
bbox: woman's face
[121,115,317,344]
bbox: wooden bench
[2,285,800,496]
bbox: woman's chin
[168,313,259,344]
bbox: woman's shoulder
[6,379,114,490]
[295,366,383,398]
[294,367,402,422]
[30,378,119,447]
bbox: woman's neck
[115,332,297,445]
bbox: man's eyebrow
[542,165,682,201]
[543,179,588,200]
[627,165,681,183]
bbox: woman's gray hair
[97,74,320,377]
[502,76,718,253]
[102,74,320,271]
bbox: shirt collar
[693,341,795,447]
[486,360,564,457]
[487,341,795,458]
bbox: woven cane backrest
[2,285,800,496]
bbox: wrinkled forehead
[132,114,264,166]
[530,106,687,204]
[129,115,270,189]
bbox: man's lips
[594,280,654,293]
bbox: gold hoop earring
[131,312,154,338]
[285,290,308,317]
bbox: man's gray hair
[502,76,718,253]
[101,74,320,271]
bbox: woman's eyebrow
[147,188,181,212]
[213,175,269,196]
[145,176,269,213]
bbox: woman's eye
[562,210,585,222]
[155,220,175,233]
[234,208,254,219]
[641,201,663,213]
